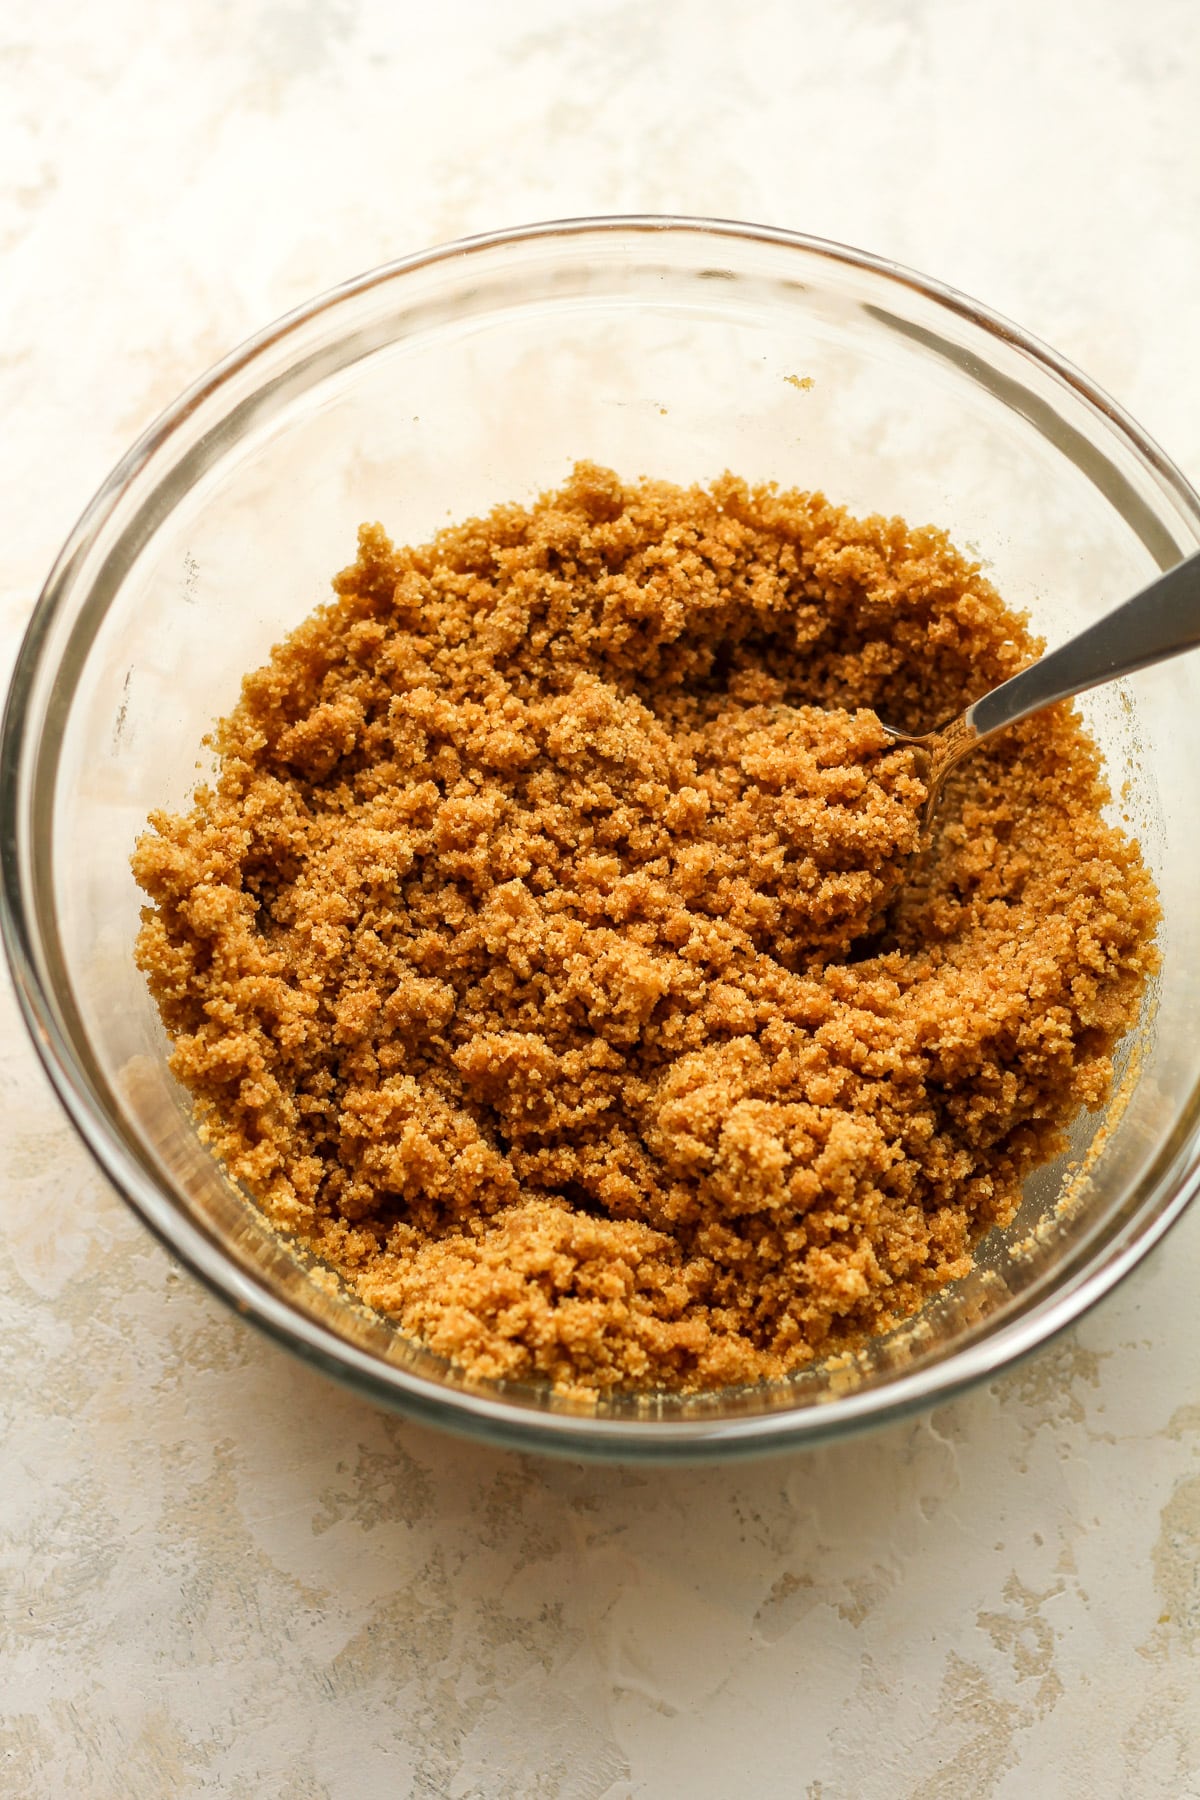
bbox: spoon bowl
[883,547,1200,831]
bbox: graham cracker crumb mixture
[132,464,1159,1394]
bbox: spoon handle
[968,548,1200,743]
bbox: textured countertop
[4,3,1200,1794]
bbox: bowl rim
[5,211,1200,1461]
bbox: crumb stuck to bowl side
[130,463,1160,1396]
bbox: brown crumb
[132,464,1160,1396]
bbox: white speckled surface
[4,3,1200,1794]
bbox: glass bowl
[5,217,1200,1461]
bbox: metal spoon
[883,548,1200,827]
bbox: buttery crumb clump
[132,464,1159,1394]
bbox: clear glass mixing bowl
[4,217,1200,1459]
